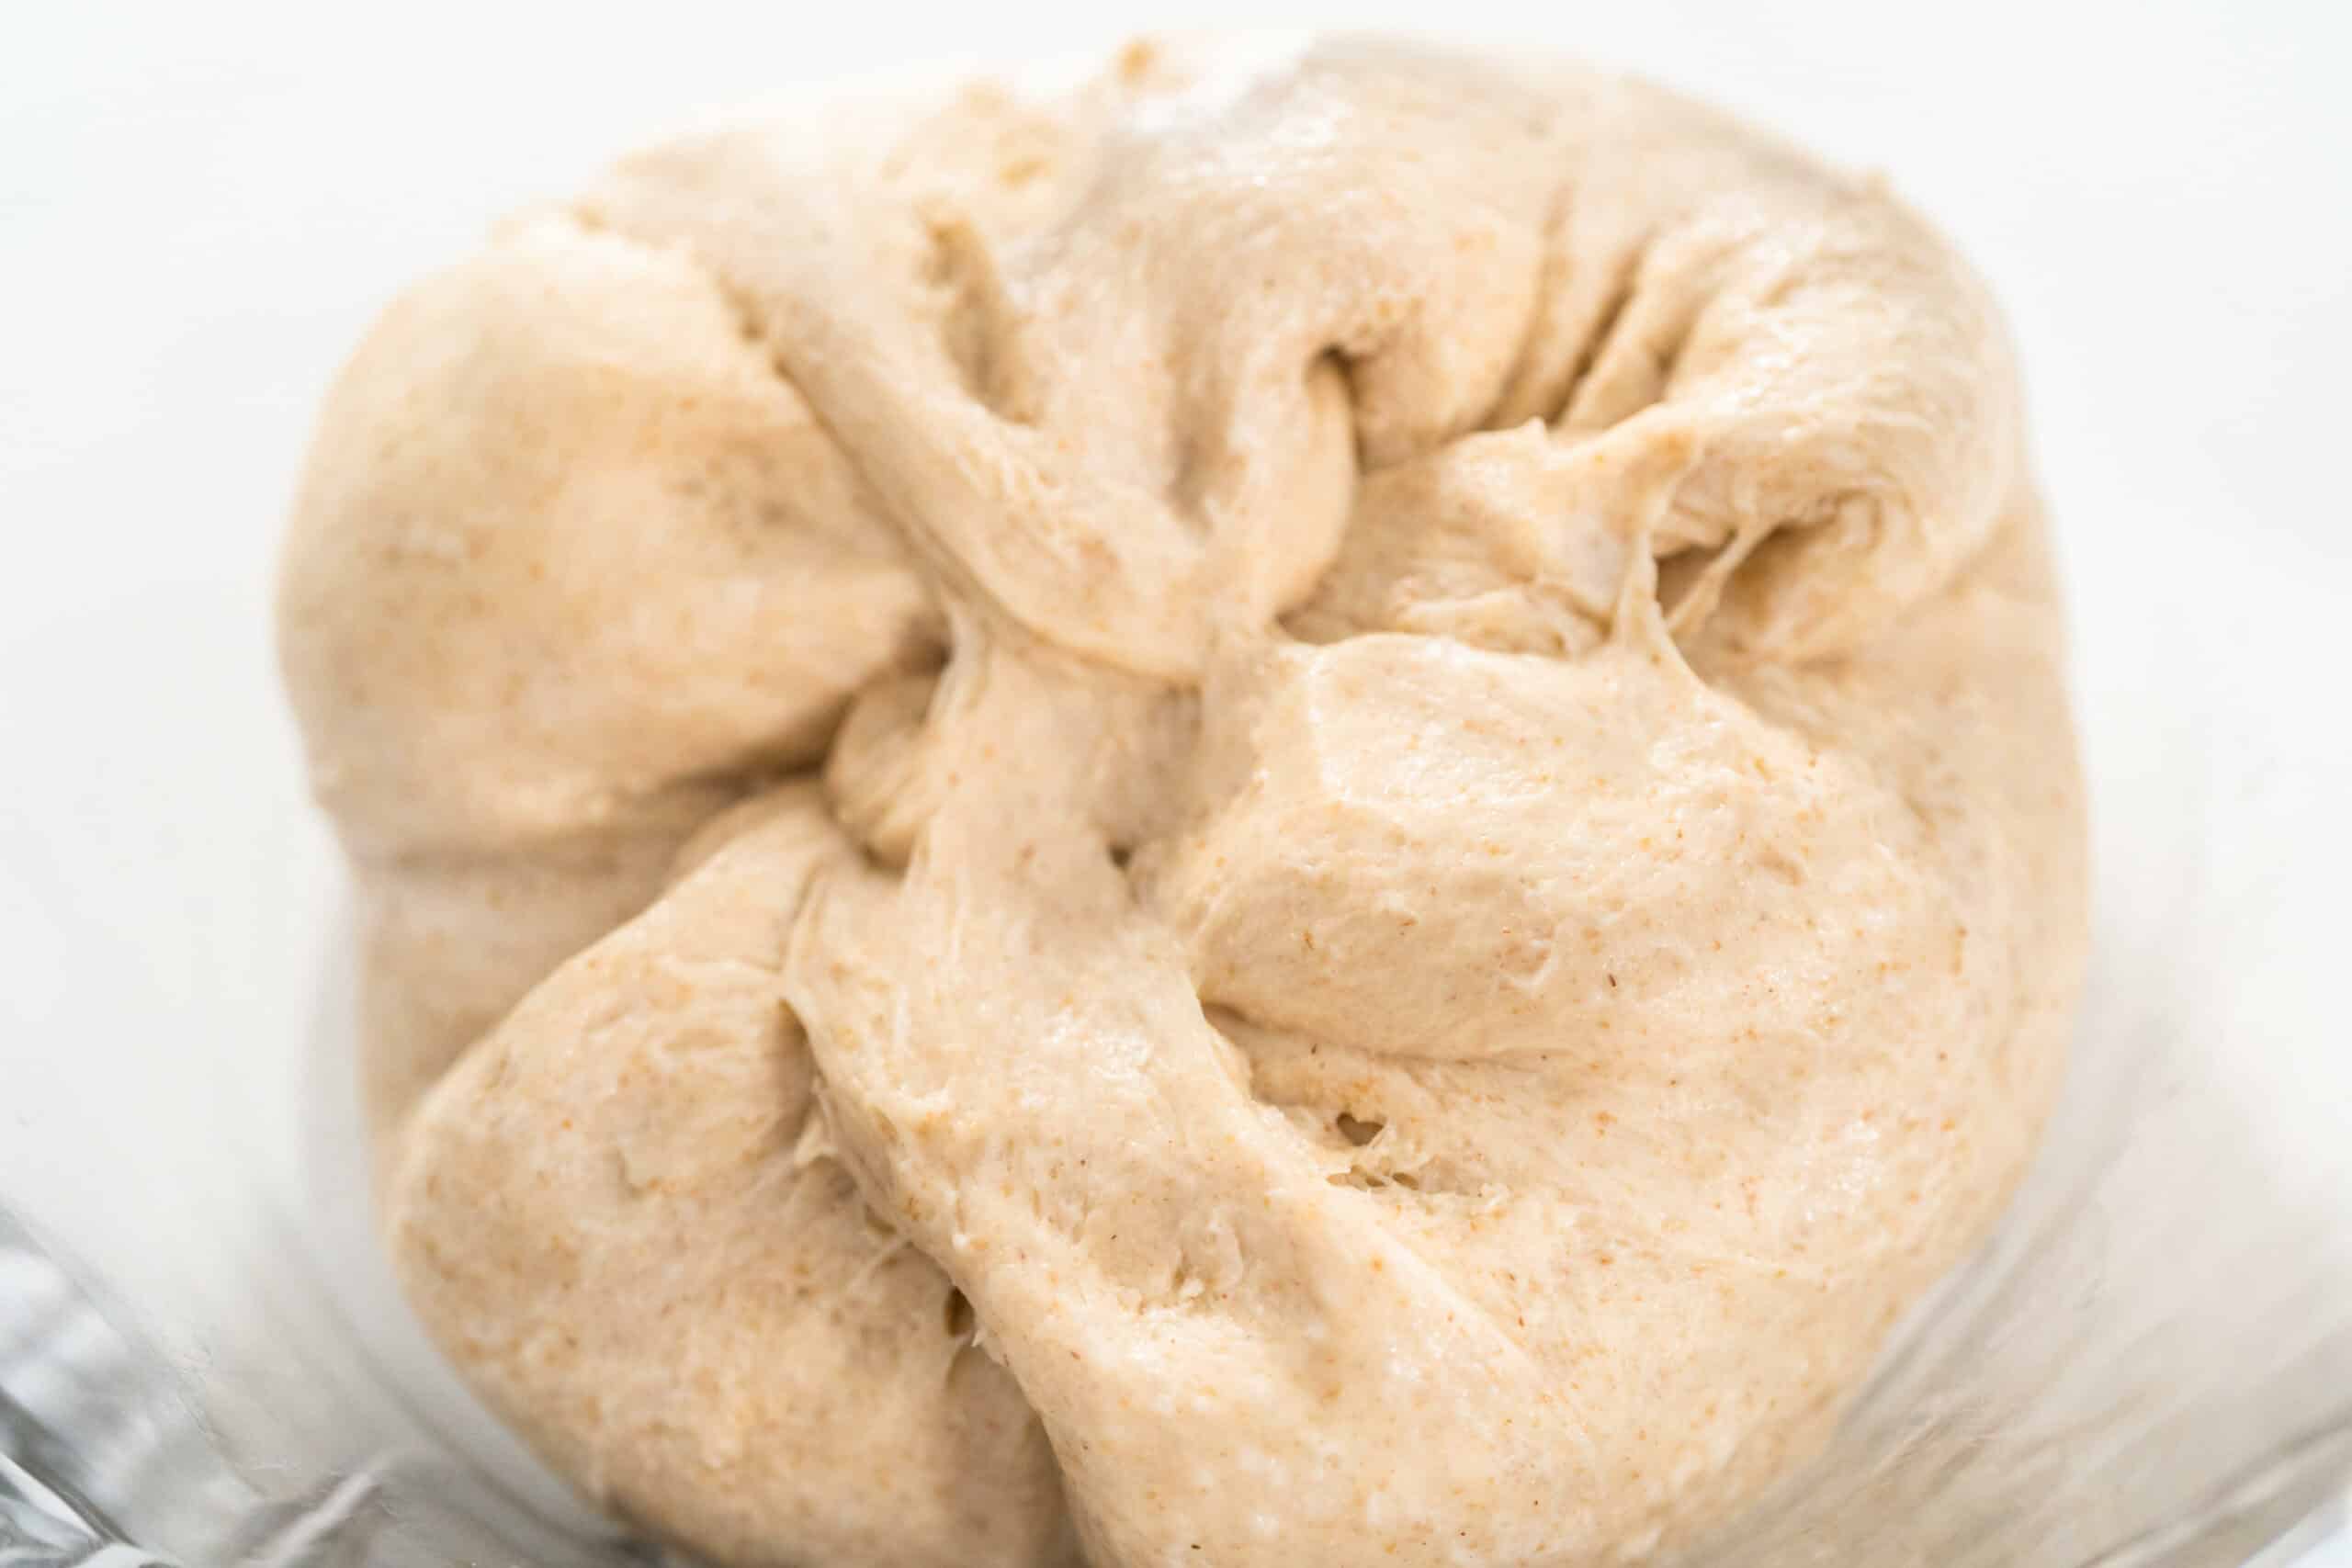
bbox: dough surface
[279,36,2087,1568]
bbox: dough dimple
[281,34,2086,1568]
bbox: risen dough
[279,35,2086,1568]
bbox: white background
[4,2,2348,1562]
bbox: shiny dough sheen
[277,34,2087,1568]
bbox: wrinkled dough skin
[281,35,2086,1568]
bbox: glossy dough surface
[279,36,2086,1568]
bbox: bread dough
[278,35,2086,1568]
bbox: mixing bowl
[6,6,2347,1563]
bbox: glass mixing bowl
[4,15,2348,1562]
[6,545,2350,1566]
